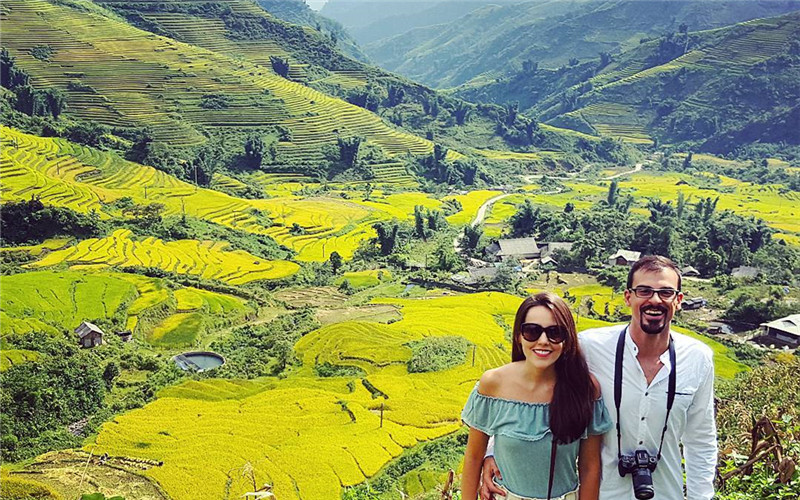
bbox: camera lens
[632,469,655,499]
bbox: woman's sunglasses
[519,323,567,344]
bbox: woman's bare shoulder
[478,364,516,397]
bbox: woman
[461,292,611,500]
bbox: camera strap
[614,326,677,461]
[547,437,557,500]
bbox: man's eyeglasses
[520,323,566,344]
[628,287,680,300]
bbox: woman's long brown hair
[512,292,594,444]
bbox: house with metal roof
[607,249,641,267]
[757,314,800,348]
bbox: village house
[681,297,707,310]
[681,265,701,277]
[75,321,104,348]
[731,266,762,279]
[116,330,133,342]
[486,236,540,262]
[607,249,641,267]
[756,314,800,349]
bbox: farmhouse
[116,330,133,342]
[731,266,762,279]
[75,321,104,348]
[756,314,800,348]
[681,297,707,310]
[486,237,540,261]
[681,266,701,277]
[607,249,641,267]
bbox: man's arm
[480,437,505,500]
[681,356,717,500]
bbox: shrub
[406,336,471,373]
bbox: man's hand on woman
[480,456,505,500]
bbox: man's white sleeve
[484,435,495,458]
[682,356,717,500]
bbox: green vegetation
[407,336,472,373]
[716,356,800,499]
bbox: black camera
[618,449,658,499]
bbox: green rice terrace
[1,1,799,500]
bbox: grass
[148,312,205,347]
[443,190,503,225]
[335,269,391,289]
[0,270,137,338]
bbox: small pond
[173,351,225,372]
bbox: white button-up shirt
[579,324,717,500]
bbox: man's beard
[639,306,669,335]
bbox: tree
[414,205,427,241]
[42,88,66,119]
[453,101,472,125]
[270,56,290,78]
[463,224,483,252]
[336,136,363,169]
[102,362,120,390]
[683,151,693,169]
[328,251,343,274]
[509,199,538,237]
[505,102,519,126]
[13,84,44,116]
[244,134,266,169]
[386,85,405,107]
[432,242,459,272]
[373,221,400,256]
[607,180,619,207]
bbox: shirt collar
[623,325,674,368]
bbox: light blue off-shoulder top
[461,383,612,499]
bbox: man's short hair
[626,255,682,291]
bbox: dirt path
[454,193,512,251]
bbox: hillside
[3,0,582,180]
[363,0,800,88]
[255,0,369,62]
[456,11,800,153]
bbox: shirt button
[639,441,644,445]
[645,392,649,396]
[641,417,645,421]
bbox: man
[481,255,717,499]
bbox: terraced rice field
[618,172,800,236]
[0,270,137,337]
[2,0,438,158]
[443,190,503,225]
[484,173,799,243]
[88,291,743,500]
[28,229,299,285]
[0,126,424,261]
[566,14,800,141]
[335,269,391,289]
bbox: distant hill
[255,0,369,61]
[363,0,800,88]
[455,11,800,155]
[321,0,511,45]
[2,0,590,173]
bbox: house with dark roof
[732,266,762,279]
[681,266,701,277]
[486,237,540,261]
[75,321,104,348]
[607,249,641,267]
